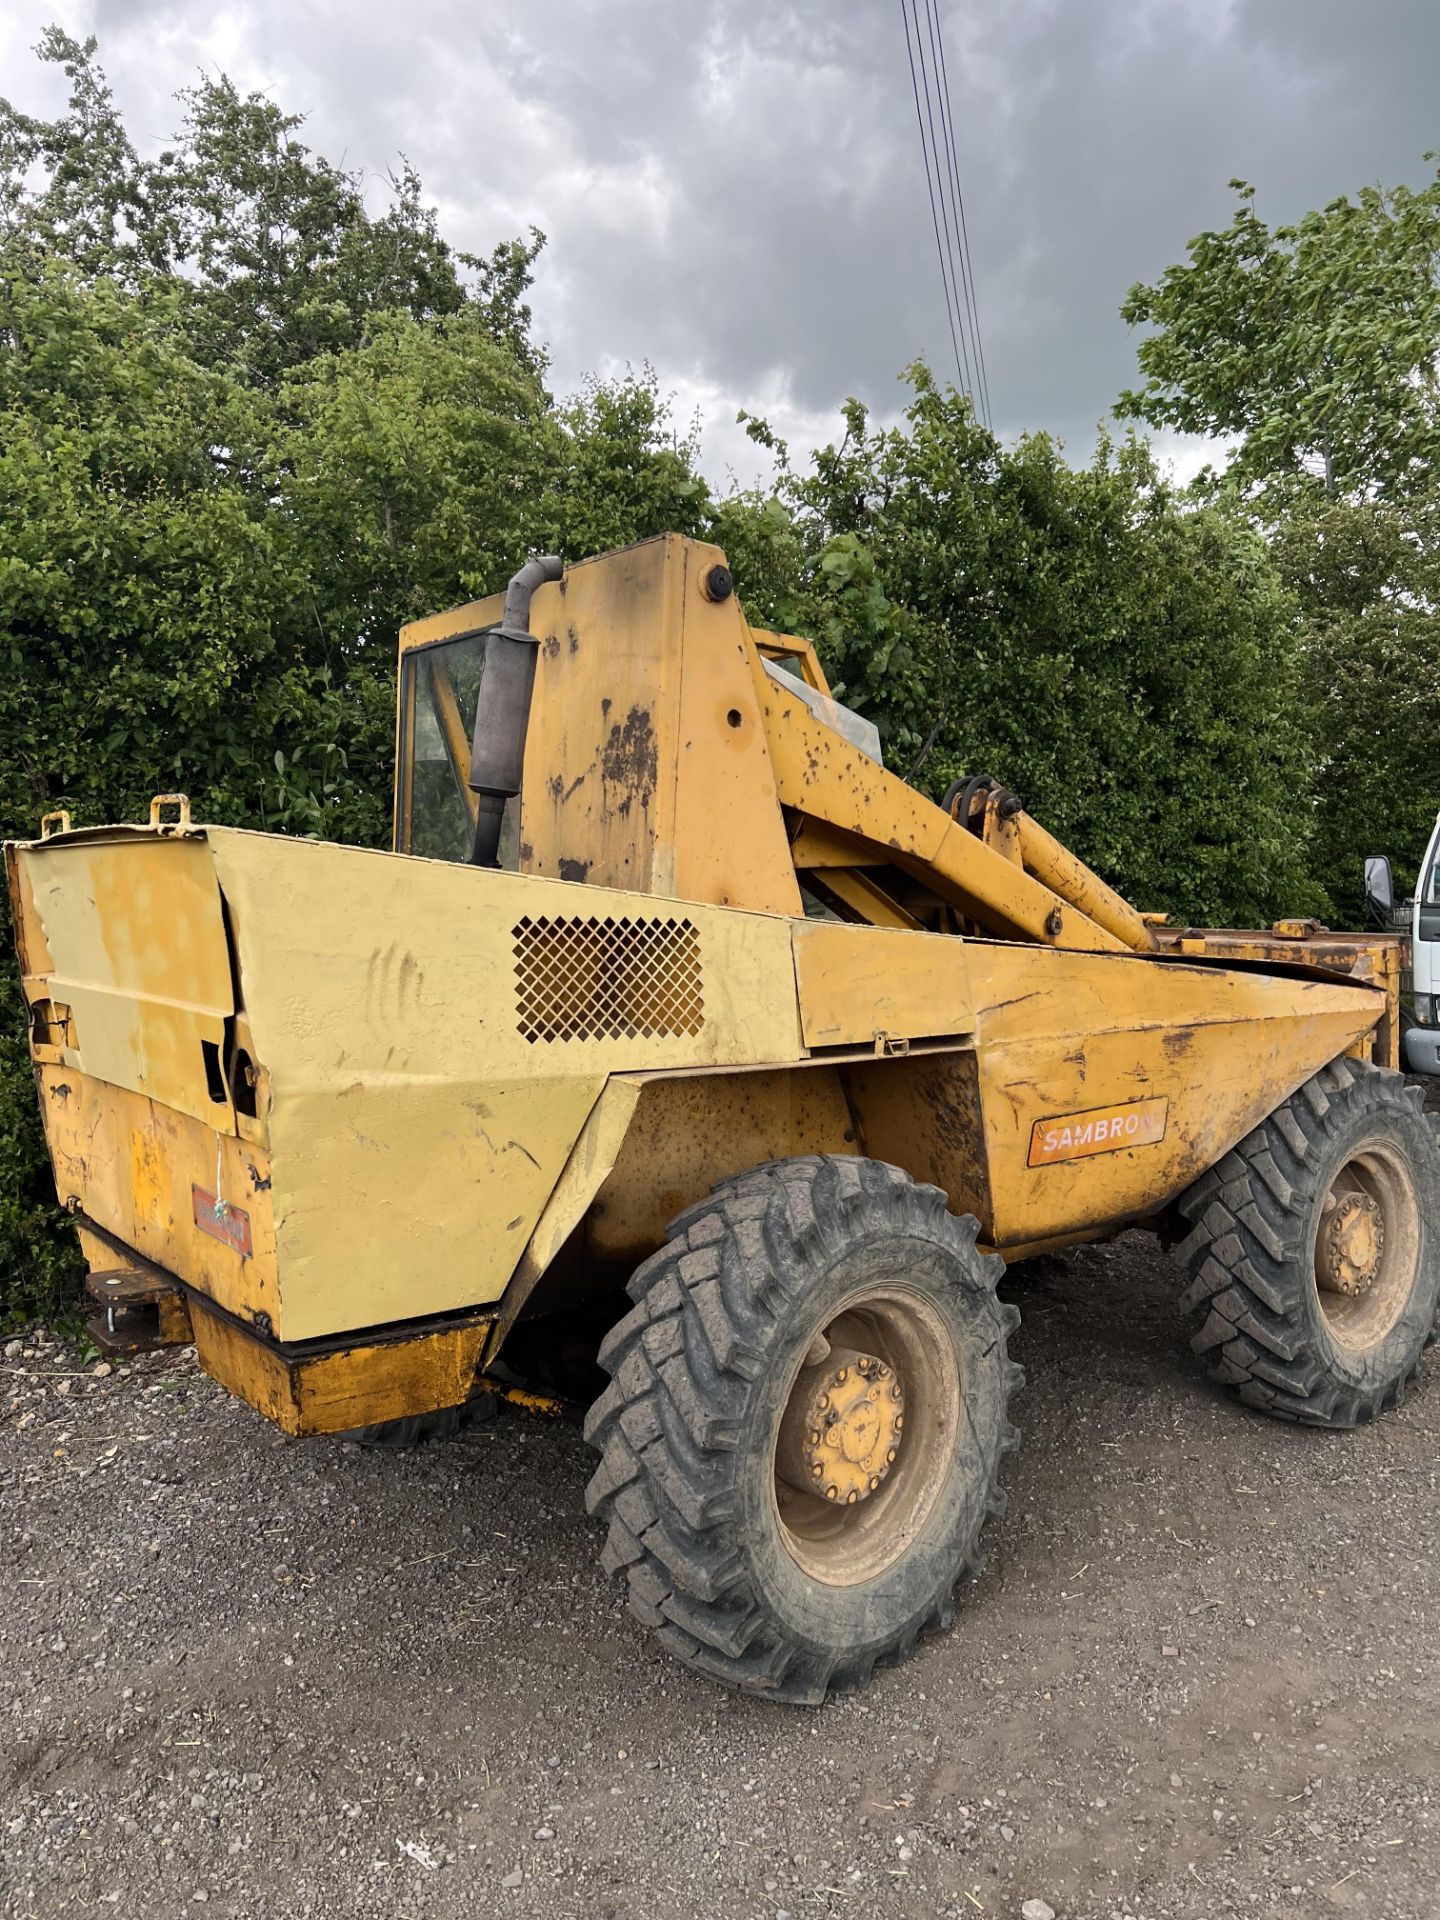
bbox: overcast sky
[3,0,1437,487]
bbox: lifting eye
[726,709,743,729]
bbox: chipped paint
[601,705,658,810]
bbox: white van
[1367,812,1440,1074]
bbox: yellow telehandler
[8,534,1436,1702]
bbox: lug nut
[825,1485,838,1501]
[869,1475,880,1491]
[886,1447,897,1463]
[846,1489,858,1504]
[811,1463,823,1479]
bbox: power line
[899,0,967,397]
[923,0,985,424]
[898,0,992,428]
[931,0,993,426]
[918,0,980,415]
[914,0,977,403]
[923,0,988,427]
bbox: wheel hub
[1318,1191,1385,1296]
[774,1346,904,1505]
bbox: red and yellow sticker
[1027,1097,1168,1168]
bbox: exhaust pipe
[468,554,563,867]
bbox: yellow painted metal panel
[399,588,506,654]
[963,941,1386,1246]
[17,835,233,1127]
[841,1049,991,1225]
[37,1066,280,1325]
[5,843,55,978]
[496,1061,858,1346]
[669,589,803,915]
[206,826,806,1338]
[791,922,974,1048]
[585,1064,857,1265]
[518,535,803,916]
[845,945,1385,1251]
[518,539,684,894]
[189,1299,491,1437]
[274,1078,600,1336]
[1151,929,1403,1070]
[488,1075,645,1359]
[507,1078,643,1290]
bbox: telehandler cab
[9,534,1437,1702]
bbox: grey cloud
[21,0,1440,480]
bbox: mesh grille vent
[513,914,705,1044]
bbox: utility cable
[899,0,967,396]
[931,0,993,426]
[918,0,979,412]
[912,0,976,400]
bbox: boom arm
[753,651,1154,953]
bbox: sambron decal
[1028,1097,1169,1168]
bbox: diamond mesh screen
[513,914,705,1043]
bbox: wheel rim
[1312,1136,1421,1351]
[769,1282,961,1587]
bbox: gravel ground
[3,1230,1438,1920]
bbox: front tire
[1174,1057,1440,1426]
[583,1155,1022,1703]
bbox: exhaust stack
[467,554,563,867]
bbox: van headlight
[1415,993,1437,1028]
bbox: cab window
[396,634,486,861]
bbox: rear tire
[1173,1057,1440,1426]
[583,1154,1022,1703]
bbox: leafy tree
[0,266,297,1318]
[1271,494,1440,905]
[0,30,529,383]
[1119,169,1440,504]
[0,36,715,1323]
[1120,167,1440,914]
[723,370,1321,926]
[0,27,158,278]
[154,74,470,383]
